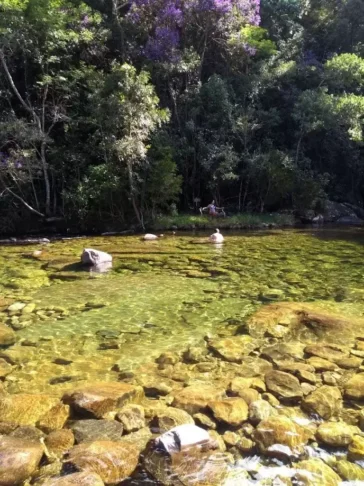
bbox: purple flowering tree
[128,0,260,66]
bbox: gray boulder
[81,249,112,266]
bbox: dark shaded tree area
[0,0,363,232]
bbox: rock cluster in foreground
[0,302,364,484]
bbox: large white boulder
[81,248,112,266]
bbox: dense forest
[0,0,364,232]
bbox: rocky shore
[0,302,364,484]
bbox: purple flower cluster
[0,152,23,169]
[129,0,261,61]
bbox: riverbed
[0,228,364,484]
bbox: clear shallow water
[0,227,364,394]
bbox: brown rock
[344,373,364,400]
[253,415,312,457]
[304,344,348,363]
[0,324,16,346]
[265,370,303,400]
[229,377,265,394]
[348,435,364,461]
[0,359,13,378]
[66,441,139,484]
[116,404,145,432]
[207,335,259,362]
[316,422,360,446]
[302,386,342,419]
[193,413,216,430]
[71,419,124,443]
[249,400,275,424]
[0,394,63,427]
[337,357,362,369]
[45,429,75,457]
[62,382,144,418]
[156,352,179,366]
[37,402,70,433]
[0,436,44,485]
[208,398,248,426]
[10,425,44,442]
[335,459,364,481]
[172,385,225,414]
[153,407,194,433]
[42,472,104,486]
[233,388,260,405]
[307,357,337,371]
[294,458,340,485]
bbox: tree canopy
[0,0,363,232]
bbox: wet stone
[253,415,312,458]
[316,422,360,446]
[265,370,303,401]
[41,472,105,486]
[294,458,341,486]
[71,419,124,443]
[115,404,145,432]
[172,385,225,415]
[335,459,364,481]
[65,440,139,484]
[0,324,16,346]
[208,398,249,426]
[152,407,194,433]
[348,434,364,461]
[0,436,44,485]
[303,385,342,419]
[207,335,260,362]
[344,373,364,400]
[62,382,144,418]
[45,429,75,457]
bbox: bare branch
[2,187,45,217]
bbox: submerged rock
[302,386,342,419]
[152,407,194,433]
[316,422,360,446]
[62,382,144,418]
[116,404,145,432]
[335,459,364,481]
[294,458,341,485]
[207,335,259,362]
[71,419,124,443]
[65,441,139,484]
[344,373,364,400]
[42,472,105,486]
[0,394,67,428]
[0,436,44,485]
[45,429,75,458]
[348,434,364,461]
[253,415,312,458]
[265,370,303,401]
[172,385,225,415]
[208,398,249,426]
[0,324,16,346]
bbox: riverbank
[149,213,295,231]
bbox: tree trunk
[40,141,52,216]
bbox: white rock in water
[81,248,112,266]
[143,234,158,240]
[154,424,211,454]
[209,229,224,243]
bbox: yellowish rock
[66,441,139,484]
[208,398,248,426]
[172,385,225,415]
[316,422,360,447]
[294,458,340,485]
[302,386,342,419]
[63,382,144,418]
[253,415,312,457]
[0,436,44,485]
[348,435,364,461]
[344,373,364,400]
[42,472,105,485]
[45,429,75,457]
[335,459,364,481]
[0,394,62,427]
